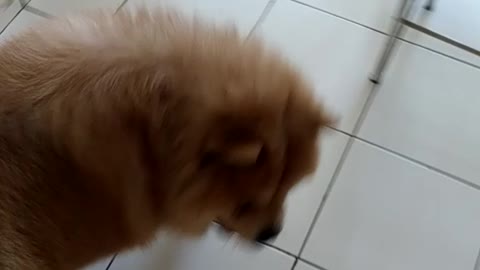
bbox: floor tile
[0,0,22,33]
[109,227,294,270]
[28,0,124,16]
[296,0,399,32]
[124,0,269,36]
[404,0,480,68]
[81,257,113,270]
[359,41,480,186]
[295,261,320,270]
[257,0,385,133]
[0,9,43,41]
[303,140,480,270]
[272,129,349,254]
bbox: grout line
[397,37,480,70]
[115,0,129,13]
[18,0,29,7]
[262,241,298,258]
[23,5,53,18]
[354,135,480,191]
[289,0,480,71]
[290,0,386,35]
[401,17,480,58]
[247,0,278,39]
[105,254,117,270]
[296,78,381,258]
[327,126,366,138]
[0,0,29,36]
[290,258,299,270]
[330,126,480,192]
[298,258,328,270]
[474,247,480,270]
[350,84,381,136]
[263,236,330,270]
[297,133,356,257]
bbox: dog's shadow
[120,231,220,270]
[133,235,184,270]
[114,227,245,270]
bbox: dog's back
[0,9,175,269]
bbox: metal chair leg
[370,0,414,84]
[424,0,435,11]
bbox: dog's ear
[314,108,337,134]
[221,140,263,167]
[204,139,263,167]
[287,105,334,140]
[203,122,264,168]
[285,86,336,138]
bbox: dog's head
[143,27,333,243]
[204,90,330,243]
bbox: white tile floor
[1,0,480,270]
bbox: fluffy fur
[0,8,331,269]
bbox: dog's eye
[234,202,255,218]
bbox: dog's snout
[255,225,282,243]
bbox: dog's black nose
[255,225,281,243]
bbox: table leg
[370,0,414,84]
[424,0,435,11]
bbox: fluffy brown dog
[0,8,331,269]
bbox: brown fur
[0,8,331,269]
